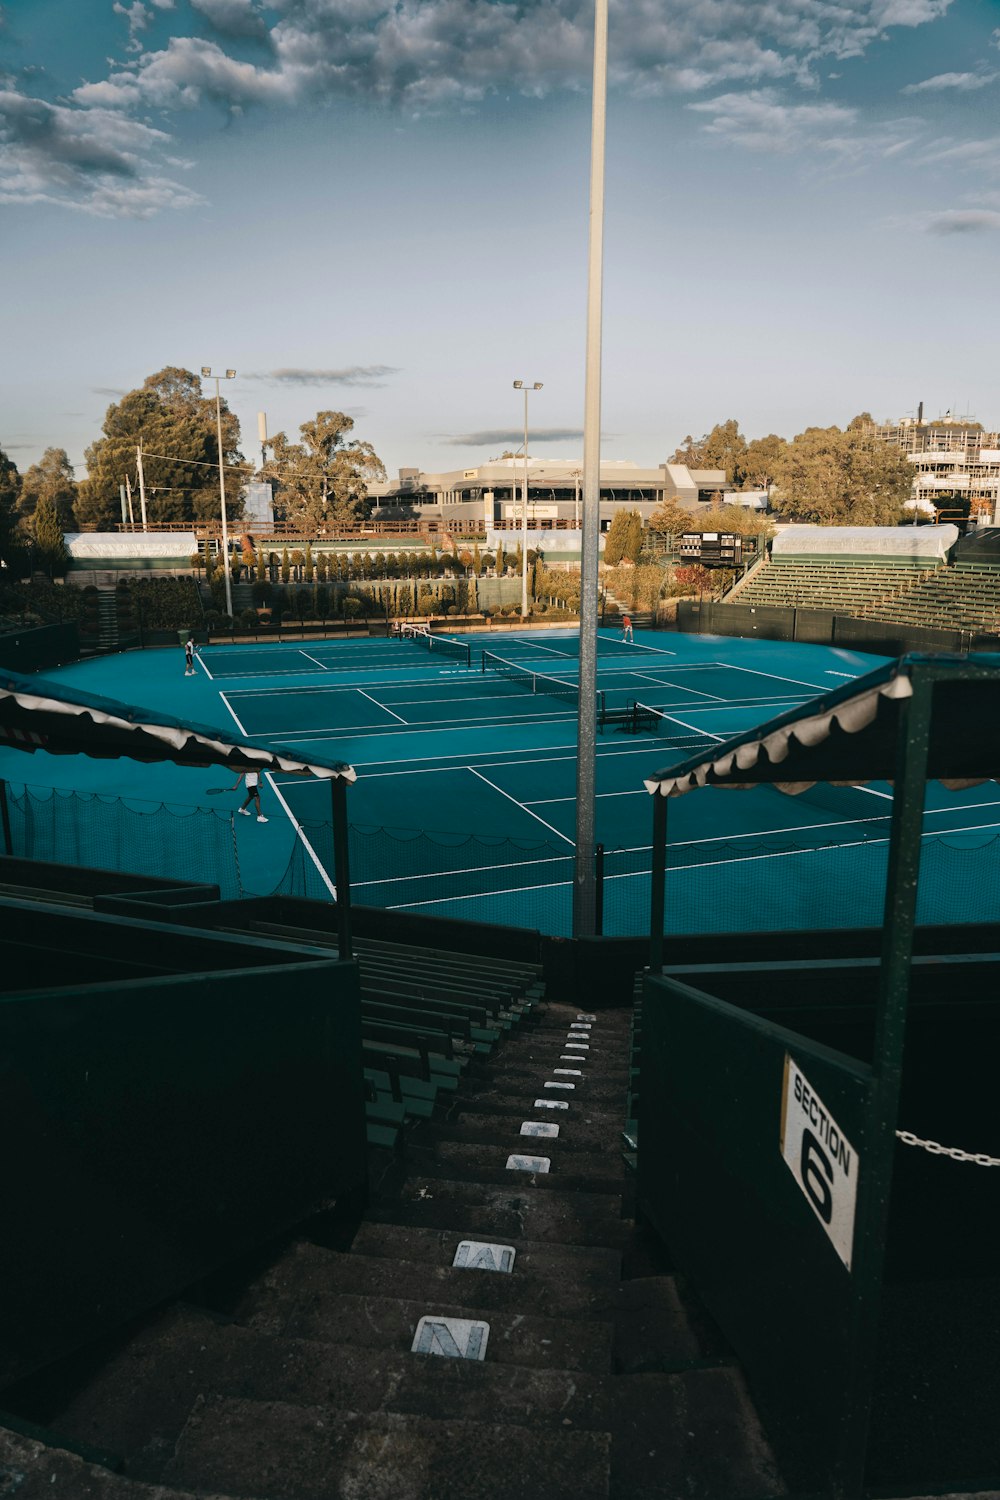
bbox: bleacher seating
[855,561,1000,634]
[728,558,940,613]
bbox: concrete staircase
[97,589,119,650]
[0,999,785,1500]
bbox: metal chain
[896,1130,1000,1167]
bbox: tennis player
[184,636,195,675]
[231,769,268,822]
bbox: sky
[2,0,999,485]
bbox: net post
[595,842,604,936]
[0,779,12,856]
[330,776,353,960]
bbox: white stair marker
[554,1068,582,1076]
[453,1241,515,1274]
[570,1023,592,1031]
[412,1315,490,1361]
[577,1014,597,1021]
[506,1154,550,1173]
[545,1080,575,1090]
[521,1121,559,1138]
[534,1098,569,1110]
[561,1054,585,1062]
[565,1041,589,1050]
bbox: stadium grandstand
[1,584,1000,1500]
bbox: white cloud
[66,0,964,117]
[0,85,203,214]
[190,0,268,41]
[687,88,864,154]
[902,70,997,93]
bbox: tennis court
[4,626,999,935]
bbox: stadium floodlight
[512,381,543,617]
[200,367,237,620]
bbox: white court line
[352,848,572,892]
[357,688,408,724]
[195,654,214,680]
[299,652,329,670]
[264,772,338,901]
[468,767,576,847]
[725,663,831,692]
[826,671,858,679]
[219,694,249,736]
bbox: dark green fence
[0,623,81,673]
[675,599,1000,654]
[0,898,365,1386]
[3,779,1000,939]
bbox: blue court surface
[3,627,998,937]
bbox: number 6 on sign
[780,1054,859,1271]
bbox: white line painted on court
[299,652,329,671]
[357,688,408,724]
[264,771,338,901]
[219,694,249,737]
[468,767,576,846]
[195,654,214,680]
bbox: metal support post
[648,790,667,971]
[572,0,608,937]
[330,777,353,960]
[0,779,12,856]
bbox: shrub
[239,608,258,629]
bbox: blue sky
[2,0,999,485]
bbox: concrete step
[450,1093,624,1125]
[349,1221,622,1283]
[0,1424,208,1500]
[607,1370,786,1499]
[412,1112,629,1156]
[164,1396,612,1500]
[235,1241,621,1325]
[366,1175,631,1249]
[268,1289,614,1375]
[612,1276,732,1373]
[44,1304,617,1475]
[410,1141,626,1194]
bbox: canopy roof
[644,653,1000,798]
[0,670,356,781]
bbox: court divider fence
[3,777,998,940]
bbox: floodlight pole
[202,366,236,621]
[572,0,608,938]
[513,381,542,617]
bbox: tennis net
[403,627,472,667]
[483,650,606,719]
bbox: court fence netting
[3,779,998,939]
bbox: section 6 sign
[780,1054,859,1271]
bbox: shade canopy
[0,670,356,782]
[644,653,1000,799]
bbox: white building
[870,413,1000,526]
[365,457,728,531]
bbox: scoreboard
[678,532,744,567]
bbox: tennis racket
[206,787,231,795]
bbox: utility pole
[136,442,148,532]
[125,474,135,528]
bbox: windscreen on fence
[3,779,997,939]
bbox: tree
[624,510,643,564]
[772,424,912,524]
[19,448,78,529]
[736,434,787,491]
[263,410,385,530]
[32,494,69,576]
[647,499,694,540]
[77,368,244,529]
[0,446,22,566]
[671,420,747,482]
